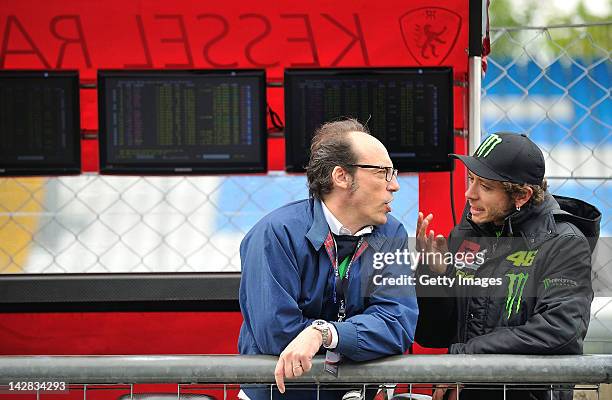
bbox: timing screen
[0,75,78,169]
[101,74,264,170]
[285,69,453,172]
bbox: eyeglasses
[349,164,399,182]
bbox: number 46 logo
[506,250,538,267]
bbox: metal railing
[1,355,610,399]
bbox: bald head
[348,130,390,163]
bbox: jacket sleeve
[332,231,419,362]
[239,222,313,355]
[414,262,458,348]
[450,233,593,355]
[413,229,459,349]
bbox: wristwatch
[311,319,332,348]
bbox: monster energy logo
[476,134,503,158]
[505,272,529,319]
[543,277,577,290]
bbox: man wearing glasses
[238,118,417,399]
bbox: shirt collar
[321,201,373,236]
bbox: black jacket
[415,194,601,400]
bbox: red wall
[1,0,469,355]
[0,312,242,354]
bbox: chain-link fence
[482,22,611,352]
[0,174,419,273]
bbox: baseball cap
[450,132,545,185]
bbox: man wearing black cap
[414,132,601,400]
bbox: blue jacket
[238,198,418,399]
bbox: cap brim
[449,154,508,182]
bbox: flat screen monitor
[98,69,267,174]
[284,67,454,172]
[0,70,81,175]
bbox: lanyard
[323,232,368,322]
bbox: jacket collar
[306,198,385,251]
[508,194,558,249]
[464,194,558,249]
[320,201,373,236]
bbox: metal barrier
[1,355,611,399]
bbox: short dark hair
[306,118,370,200]
[502,178,548,208]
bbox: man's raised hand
[416,212,449,274]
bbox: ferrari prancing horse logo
[399,7,462,65]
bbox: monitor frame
[284,67,454,172]
[0,70,81,176]
[98,69,268,175]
